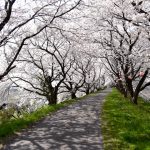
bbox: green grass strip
[101,88,150,150]
[0,103,65,140]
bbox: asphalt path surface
[3,89,111,150]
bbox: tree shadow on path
[3,89,111,150]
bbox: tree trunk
[132,91,139,104]
[131,70,148,104]
[126,79,134,98]
[116,81,127,98]
[124,89,128,98]
[86,89,90,95]
[71,92,77,99]
[46,92,57,105]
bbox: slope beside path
[3,89,111,150]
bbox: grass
[0,90,100,144]
[101,88,150,150]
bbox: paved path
[3,89,111,150]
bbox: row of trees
[0,0,105,106]
[11,30,104,104]
[96,0,150,104]
[1,0,149,107]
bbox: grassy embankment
[0,90,101,143]
[101,88,150,150]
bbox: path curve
[3,89,111,150]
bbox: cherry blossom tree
[99,16,150,104]
[11,28,75,105]
[61,53,86,99]
[0,0,81,81]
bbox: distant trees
[78,57,103,95]
[62,52,105,99]
[62,54,86,99]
